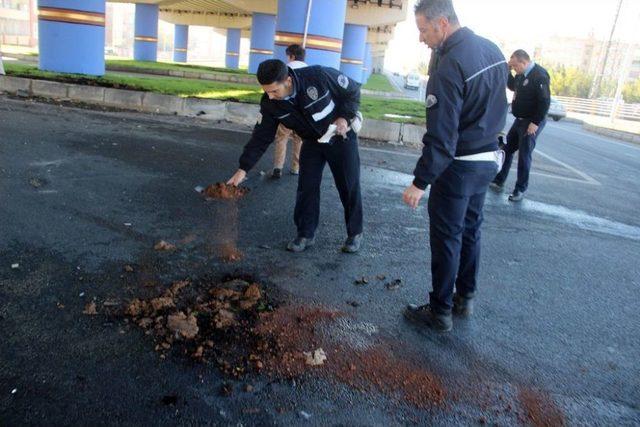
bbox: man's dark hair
[511,49,531,62]
[257,59,289,85]
[285,44,305,61]
[414,0,459,24]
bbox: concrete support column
[225,28,241,69]
[340,23,367,83]
[173,24,188,63]
[248,13,275,74]
[275,0,347,69]
[134,3,158,62]
[362,43,372,82]
[37,0,106,75]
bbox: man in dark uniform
[226,59,364,253]
[490,49,551,202]
[402,0,508,332]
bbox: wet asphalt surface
[1,95,639,426]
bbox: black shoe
[286,236,315,252]
[271,168,282,179]
[403,304,452,332]
[509,190,524,202]
[341,233,362,253]
[452,293,474,317]
[489,181,504,192]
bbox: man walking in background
[490,49,550,202]
[271,44,307,179]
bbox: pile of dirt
[125,277,272,376]
[122,277,446,409]
[201,183,249,200]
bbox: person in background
[271,44,308,178]
[490,49,550,202]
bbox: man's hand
[334,117,349,137]
[403,184,426,209]
[527,122,539,136]
[226,169,247,186]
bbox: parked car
[404,72,421,90]
[548,98,566,121]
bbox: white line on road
[535,149,600,185]
[362,146,600,186]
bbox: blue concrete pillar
[173,24,188,63]
[134,3,158,62]
[340,24,367,83]
[248,13,276,74]
[225,28,241,69]
[37,0,106,75]
[275,0,347,69]
[362,43,372,82]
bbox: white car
[404,72,420,90]
[548,98,566,121]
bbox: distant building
[0,0,36,47]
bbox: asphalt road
[1,96,638,425]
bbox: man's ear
[438,16,448,31]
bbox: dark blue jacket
[413,27,508,190]
[508,63,551,125]
[238,65,361,172]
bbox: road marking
[361,146,600,185]
[535,149,600,185]
[529,171,599,185]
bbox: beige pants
[273,124,302,172]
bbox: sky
[385,0,640,73]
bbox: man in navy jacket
[227,59,364,253]
[403,0,508,332]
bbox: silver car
[548,98,566,121]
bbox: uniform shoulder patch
[426,94,438,108]
[306,86,318,100]
[337,74,349,89]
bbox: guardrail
[555,96,640,122]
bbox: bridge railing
[555,96,640,122]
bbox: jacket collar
[440,26,472,55]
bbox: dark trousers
[294,131,363,238]
[428,160,498,312]
[494,118,546,193]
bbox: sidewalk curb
[582,123,640,144]
[0,74,421,147]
